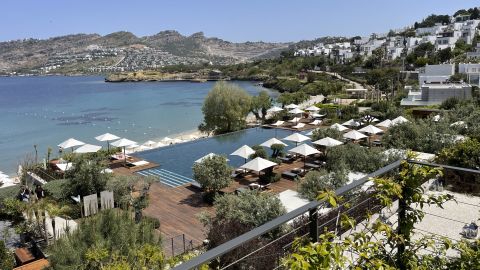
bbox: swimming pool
[134,127,307,187]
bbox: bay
[0,76,277,175]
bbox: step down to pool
[137,168,194,188]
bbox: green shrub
[142,216,161,229]
[0,186,20,201]
[43,179,69,201]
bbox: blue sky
[2,0,479,42]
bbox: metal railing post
[309,207,318,242]
[183,234,186,253]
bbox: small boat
[190,78,207,83]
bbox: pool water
[134,127,307,187]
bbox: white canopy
[283,133,310,143]
[194,153,228,163]
[58,138,85,149]
[95,133,120,142]
[111,138,137,148]
[288,108,304,114]
[392,116,409,125]
[289,117,302,123]
[260,138,288,148]
[358,125,383,135]
[305,106,320,112]
[267,106,284,113]
[73,144,102,153]
[292,123,305,129]
[342,119,361,127]
[285,104,299,109]
[313,137,343,147]
[272,120,285,126]
[311,113,326,118]
[142,140,157,147]
[289,143,320,157]
[376,119,392,128]
[240,157,277,172]
[231,145,256,159]
[330,123,348,132]
[310,119,322,125]
[343,130,368,140]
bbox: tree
[271,144,285,158]
[200,82,252,134]
[250,145,268,159]
[192,155,233,196]
[250,91,272,122]
[299,170,348,200]
[64,155,111,197]
[0,241,14,270]
[311,128,343,141]
[436,47,452,63]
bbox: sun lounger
[292,123,306,129]
[282,171,298,180]
[305,163,321,170]
[127,160,149,168]
[279,156,294,163]
[191,181,202,189]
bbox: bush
[299,170,348,200]
[0,241,14,270]
[0,186,20,201]
[142,216,161,229]
[192,155,233,195]
[0,198,25,220]
[43,179,69,201]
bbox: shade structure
[260,138,288,148]
[267,106,284,113]
[194,153,228,163]
[358,125,383,135]
[305,106,320,112]
[391,116,409,125]
[285,104,299,109]
[292,123,305,129]
[95,132,120,151]
[111,138,137,164]
[142,140,157,147]
[73,144,102,154]
[310,119,322,125]
[313,137,343,147]
[272,120,284,126]
[311,113,326,118]
[330,123,348,132]
[289,117,302,123]
[231,145,256,161]
[283,133,310,146]
[343,130,368,140]
[376,119,392,128]
[342,119,361,128]
[58,138,85,149]
[289,143,320,168]
[288,108,304,114]
[240,157,277,172]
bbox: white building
[460,20,480,44]
[415,24,447,36]
[360,39,385,56]
[418,64,455,85]
[401,83,472,106]
[467,44,480,59]
[459,63,480,86]
[435,31,461,50]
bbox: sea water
[0,76,277,175]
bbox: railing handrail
[173,159,403,270]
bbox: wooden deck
[109,156,159,176]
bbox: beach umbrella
[358,125,383,135]
[95,133,120,151]
[111,138,137,164]
[240,157,277,175]
[391,116,409,125]
[194,153,229,163]
[288,117,302,123]
[289,143,320,167]
[73,144,102,154]
[288,108,304,115]
[330,123,348,132]
[310,119,322,126]
[313,137,343,147]
[267,106,284,113]
[260,138,288,148]
[292,123,305,129]
[283,132,310,146]
[285,104,299,109]
[343,130,367,141]
[231,145,256,163]
[376,119,392,128]
[58,138,85,152]
[142,140,157,147]
[311,113,326,118]
[342,119,361,128]
[305,106,320,112]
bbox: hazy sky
[2,0,479,42]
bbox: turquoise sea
[0,76,277,175]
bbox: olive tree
[250,90,272,122]
[299,169,348,200]
[200,82,252,134]
[192,155,233,196]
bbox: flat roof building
[401,83,472,106]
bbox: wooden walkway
[109,156,159,176]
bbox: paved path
[308,70,364,89]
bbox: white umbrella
[272,120,284,126]
[285,104,299,109]
[267,106,284,113]
[73,144,102,154]
[376,119,392,128]
[343,130,367,141]
[392,116,409,125]
[58,138,85,151]
[260,138,288,148]
[289,143,320,167]
[194,153,229,163]
[289,117,302,123]
[310,119,322,125]
[142,140,157,147]
[342,119,361,128]
[231,145,256,163]
[313,137,343,147]
[95,133,120,151]
[240,157,277,173]
[305,106,320,112]
[283,132,310,146]
[311,113,326,118]
[288,108,304,114]
[111,138,137,164]
[330,123,348,132]
[358,125,383,135]
[292,123,305,129]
